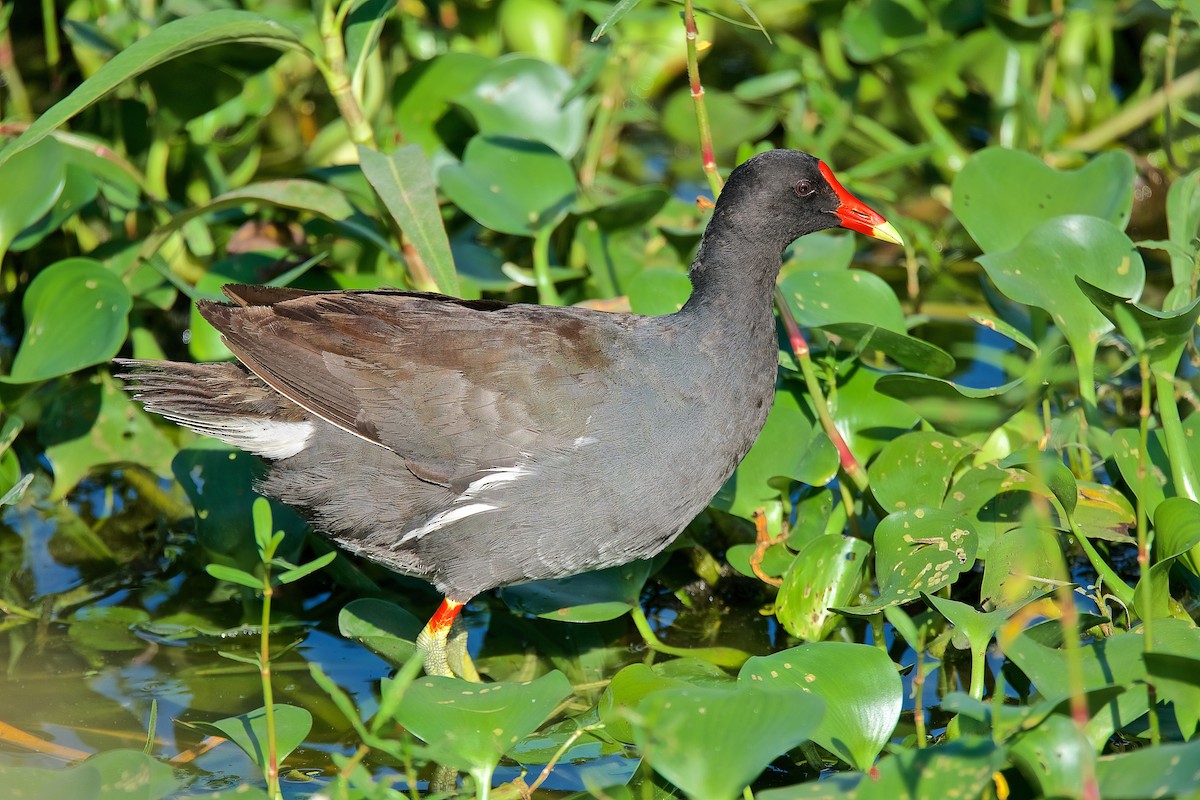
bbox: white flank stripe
[162,415,313,460]
[399,502,497,544]
[572,435,598,448]
[464,465,528,494]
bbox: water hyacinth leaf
[395,671,572,777]
[784,488,837,552]
[661,88,777,156]
[781,268,906,331]
[713,387,822,526]
[874,373,1025,436]
[453,55,587,158]
[976,215,1145,363]
[42,376,176,500]
[951,148,1134,253]
[358,144,458,295]
[1075,276,1200,369]
[725,541,795,579]
[1008,713,1097,800]
[757,738,1004,800]
[393,52,492,155]
[981,527,1067,609]
[344,0,392,93]
[439,135,577,236]
[780,231,856,276]
[824,366,921,465]
[775,535,870,641]
[869,431,974,512]
[598,663,691,744]
[819,322,955,375]
[4,258,132,384]
[842,508,976,615]
[188,705,312,773]
[1001,451,1079,518]
[0,749,180,800]
[1095,738,1200,799]
[1144,653,1200,739]
[338,598,424,665]
[1071,481,1135,543]
[627,268,691,315]
[11,163,98,252]
[970,312,1039,352]
[1162,166,1200,287]
[1153,497,1200,565]
[635,683,824,800]
[500,559,655,622]
[0,10,312,169]
[739,642,902,770]
[0,137,66,257]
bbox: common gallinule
[118,150,901,677]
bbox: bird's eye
[794,179,814,197]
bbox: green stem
[1058,580,1101,800]
[0,6,31,120]
[1155,370,1200,501]
[1075,341,1098,417]
[40,0,59,74]
[1072,518,1135,608]
[532,226,562,306]
[968,646,986,701]
[260,577,281,800]
[316,0,376,147]
[1137,354,1161,745]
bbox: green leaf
[952,148,1134,253]
[438,135,577,236]
[775,535,870,641]
[205,563,262,590]
[1095,737,1200,799]
[500,559,655,622]
[874,373,1027,436]
[0,137,66,257]
[345,0,392,93]
[276,551,337,584]
[977,216,1145,363]
[869,431,974,512]
[68,606,150,652]
[740,642,902,770]
[188,705,312,774]
[980,526,1067,609]
[4,258,132,383]
[1009,714,1097,800]
[627,268,692,315]
[358,144,458,295]
[338,598,425,666]
[0,11,311,170]
[453,55,587,158]
[395,671,572,779]
[0,750,179,800]
[1076,276,1200,372]
[393,52,492,155]
[635,683,824,800]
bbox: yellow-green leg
[415,598,481,681]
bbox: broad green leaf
[775,535,870,641]
[758,738,1004,800]
[453,55,587,158]
[868,431,974,512]
[977,216,1145,365]
[438,135,577,236]
[824,365,921,465]
[500,559,655,622]
[780,231,857,276]
[1144,652,1200,740]
[981,527,1067,609]
[739,642,901,770]
[393,52,492,155]
[1076,276,1200,372]
[338,598,425,666]
[1095,736,1200,798]
[627,268,691,315]
[204,564,262,590]
[843,508,976,614]
[782,268,906,332]
[4,258,132,384]
[10,160,92,254]
[0,11,311,169]
[662,88,777,157]
[188,705,312,773]
[345,0,392,94]
[0,750,179,800]
[952,148,1134,253]
[635,684,824,800]
[395,671,572,779]
[598,662,692,744]
[1153,497,1200,562]
[1161,166,1200,288]
[1008,714,1096,800]
[358,144,457,295]
[0,137,65,257]
[68,606,150,652]
[875,373,1028,437]
[41,375,175,500]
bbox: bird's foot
[416,599,480,680]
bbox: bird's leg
[416,598,480,680]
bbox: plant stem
[260,575,281,800]
[683,0,723,198]
[532,225,562,305]
[40,0,60,78]
[1137,354,1162,746]
[1057,582,1100,800]
[316,0,376,147]
[0,3,31,120]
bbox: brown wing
[199,287,618,489]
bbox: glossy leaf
[952,148,1134,253]
[874,373,1025,436]
[0,138,66,257]
[188,705,312,773]
[439,135,577,236]
[1095,738,1200,799]
[981,527,1067,609]
[453,55,586,157]
[0,749,179,800]
[338,598,424,665]
[775,535,870,641]
[393,52,492,155]
[395,671,572,777]
[1008,714,1096,800]
[869,431,973,512]
[739,642,902,770]
[635,683,823,800]
[500,559,655,622]
[4,258,132,384]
